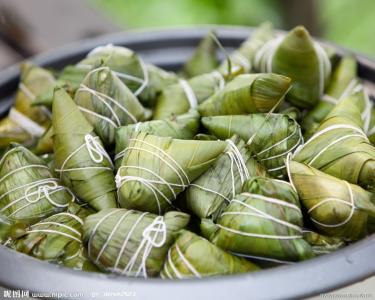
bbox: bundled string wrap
[254,26,331,108]
[217,195,303,240]
[115,138,190,214]
[83,209,189,277]
[184,136,267,220]
[10,203,97,271]
[116,132,226,214]
[0,146,73,224]
[179,79,198,109]
[201,176,314,262]
[250,118,303,177]
[56,134,114,177]
[161,230,260,279]
[82,44,149,97]
[201,113,303,178]
[287,160,375,241]
[27,212,83,243]
[153,70,228,120]
[113,110,200,168]
[74,66,148,146]
[307,181,355,228]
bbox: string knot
[24,180,59,204]
[85,134,106,163]
[142,216,167,248]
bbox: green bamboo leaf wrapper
[161,230,259,279]
[52,87,117,211]
[202,113,303,178]
[302,229,345,256]
[218,22,274,75]
[368,107,375,144]
[288,161,375,240]
[293,94,375,191]
[201,176,314,262]
[83,208,190,277]
[181,31,218,78]
[153,71,227,120]
[11,202,98,271]
[198,73,291,116]
[254,26,331,108]
[14,63,55,127]
[114,110,200,169]
[116,131,227,214]
[59,45,177,107]
[0,214,15,244]
[0,144,73,226]
[185,135,267,220]
[34,126,54,155]
[0,117,33,149]
[302,56,358,138]
[74,67,148,147]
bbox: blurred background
[0,0,374,69]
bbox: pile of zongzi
[0,23,374,279]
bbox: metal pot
[0,26,374,300]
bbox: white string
[8,108,45,137]
[216,224,302,240]
[77,83,138,125]
[64,248,82,261]
[253,119,302,157]
[211,71,225,91]
[95,209,133,263]
[26,229,81,243]
[308,181,355,228]
[117,138,190,186]
[31,221,81,237]
[231,252,295,265]
[307,134,365,166]
[1,188,67,216]
[88,209,122,258]
[117,165,178,199]
[56,212,84,225]
[0,164,49,185]
[134,122,142,132]
[78,107,118,128]
[293,124,368,157]
[179,79,198,109]
[285,152,297,193]
[226,139,250,182]
[189,183,231,203]
[231,52,251,71]
[362,89,373,134]
[240,193,301,212]
[174,244,201,278]
[254,35,330,97]
[161,259,174,279]
[132,58,149,97]
[321,79,358,105]
[27,212,83,243]
[84,44,149,96]
[166,247,183,279]
[19,83,36,101]
[313,42,331,97]
[113,212,147,270]
[0,178,74,217]
[122,215,166,277]
[56,134,113,178]
[253,36,283,73]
